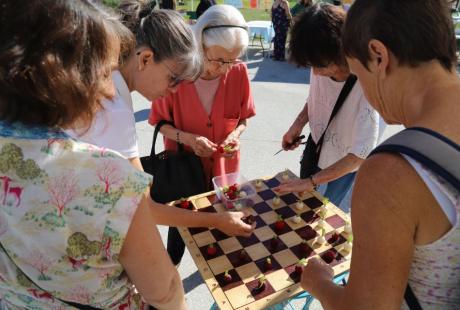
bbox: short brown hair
[343,0,456,71]
[0,0,124,129]
[289,3,346,67]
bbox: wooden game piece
[264,258,273,271]
[291,215,301,224]
[295,200,304,210]
[255,179,263,188]
[180,197,190,209]
[257,275,266,291]
[239,249,249,261]
[300,239,309,253]
[343,235,353,253]
[282,169,289,181]
[224,270,232,283]
[344,221,352,234]
[316,228,326,245]
[274,215,285,231]
[328,231,340,243]
[270,236,279,249]
[323,250,337,264]
[207,244,217,256]
[238,190,247,198]
[273,196,281,206]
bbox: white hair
[193,5,249,56]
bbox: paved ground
[132,47,403,310]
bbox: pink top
[194,77,221,115]
[149,63,256,184]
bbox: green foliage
[0,143,45,180]
[103,0,120,8]
[42,212,66,228]
[85,185,125,208]
[66,232,102,258]
[17,159,42,180]
[16,268,33,287]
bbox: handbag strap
[0,242,102,310]
[315,74,357,153]
[370,127,460,310]
[151,120,184,157]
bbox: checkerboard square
[215,269,243,291]
[254,226,276,242]
[273,249,298,267]
[300,210,319,224]
[218,237,243,254]
[280,193,299,205]
[227,249,253,268]
[235,262,260,283]
[188,227,208,235]
[303,197,323,209]
[295,226,317,241]
[254,255,282,274]
[210,229,230,241]
[265,269,294,291]
[290,243,315,260]
[199,206,217,213]
[199,243,224,260]
[246,278,276,300]
[208,255,233,275]
[269,221,292,235]
[252,201,272,214]
[194,230,217,247]
[267,198,286,209]
[237,234,260,247]
[258,189,277,201]
[195,196,213,209]
[275,206,297,219]
[224,285,255,309]
[260,211,279,225]
[319,248,345,267]
[326,214,346,229]
[279,231,302,248]
[285,215,308,230]
[264,177,281,188]
[245,243,271,261]
[262,237,288,254]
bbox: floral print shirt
[0,121,152,309]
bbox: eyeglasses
[205,56,243,68]
[162,61,184,88]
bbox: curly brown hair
[0,0,127,129]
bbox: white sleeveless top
[402,156,460,309]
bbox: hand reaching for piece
[300,257,334,296]
[215,210,256,237]
[274,178,315,194]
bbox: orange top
[149,63,256,184]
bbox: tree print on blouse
[84,160,125,208]
[66,232,101,271]
[0,143,45,208]
[40,138,72,156]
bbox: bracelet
[176,130,181,144]
[309,175,318,190]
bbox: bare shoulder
[352,152,430,232]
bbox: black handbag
[300,74,357,179]
[140,120,207,204]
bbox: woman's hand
[274,178,315,194]
[186,134,217,157]
[282,125,303,150]
[219,131,240,158]
[215,210,256,237]
[300,258,334,295]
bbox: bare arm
[300,153,448,309]
[312,153,363,186]
[150,201,255,237]
[119,193,186,310]
[128,156,144,171]
[283,0,292,20]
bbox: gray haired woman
[150,4,257,265]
